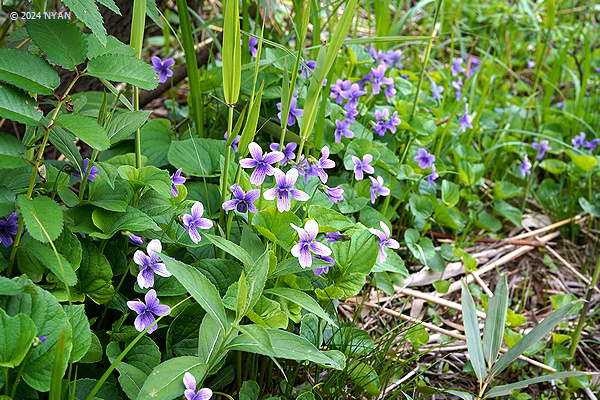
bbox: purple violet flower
[313,255,335,276]
[321,184,344,204]
[290,220,332,268]
[413,148,436,169]
[314,146,335,183]
[371,64,393,95]
[222,184,260,213]
[324,231,345,242]
[73,159,98,182]
[151,56,175,84]
[452,79,463,101]
[183,372,213,400]
[369,176,390,204]
[373,108,401,136]
[269,142,297,165]
[527,60,535,69]
[572,132,586,149]
[427,164,439,188]
[39,336,46,343]
[126,232,144,245]
[459,104,475,132]
[556,101,564,109]
[584,138,600,152]
[277,94,304,126]
[343,83,366,110]
[239,142,284,185]
[0,212,18,248]
[532,140,551,160]
[249,37,258,58]
[171,168,186,197]
[334,119,354,142]
[384,49,404,69]
[384,83,396,103]
[369,221,400,263]
[263,168,309,212]
[451,58,465,77]
[330,79,352,104]
[223,132,240,153]
[182,202,213,244]
[431,82,444,100]
[345,106,359,123]
[352,154,374,181]
[127,289,170,334]
[133,239,171,289]
[301,60,317,79]
[519,154,532,178]
[596,67,600,74]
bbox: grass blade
[482,275,508,366]
[48,328,67,400]
[222,0,241,105]
[460,281,487,383]
[485,371,590,398]
[491,302,574,377]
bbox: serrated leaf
[140,119,174,167]
[87,35,135,59]
[20,235,77,286]
[252,207,302,251]
[87,54,158,90]
[17,195,63,243]
[107,110,151,144]
[56,113,110,151]
[62,0,107,45]
[0,308,37,368]
[65,304,91,362]
[77,240,115,304]
[460,281,487,382]
[0,132,28,169]
[166,304,204,357]
[136,356,208,400]
[26,19,87,70]
[91,206,160,239]
[117,165,172,198]
[0,49,59,94]
[97,0,121,15]
[0,83,43,125]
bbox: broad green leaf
[348,361,380,396]
[140,118,174,167]
[65,304,91,362]
[308,205,354,231]
[252,207,302,251]
[17,195,63,243]
[73,378,120,399]
[245,296,288,329]
[222,0,241,104]
[26,19,86,70]
[493,200,522,227]
[0,280,73,391]
[91,206,160,239]
[485,371,590,398]
[49,127,84,171]
[409,194,433,219]
[118,165,172,198]
[568,152,597,172]
[0,132,28,169]
[62,0,107,45]
[441,180,460,207]
[79,333,102,363]
[77,240,115,304]
[491,302,574,377]
[0,308,37,368]
[112,362,147,400]
[244,249,271,313]
[191,258,242,296]
[88,178,133,212]
[197,313,224,365]
[54,227,82,270]
[460,281,487,382]
[239,380,260,400]
[263,287,336,326]
[538,159,566,175]
[432,279,451,294]
[0,276,27,296]
[482,275,508,366]
[107,110,152,144]
[19,236,77,286]
[86,35,135,59]
[0,84,43,125]
[158,254,228,333]
[578,197,600,218]
[167,138,225,177]
[87,54,158,90]
[136,357,208,400]
[56,113,110,151]
[203,234,255,268]
[406,324,429,349]
[0,49,59,94]
[167,304,204,357]
[300,314,321,347]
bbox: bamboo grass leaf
[223,0,241,105]
[485,371,591,398]
[482,275,508,366]
[460,281,487,383]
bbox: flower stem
[520,161,537,213]
[219,106,234,234]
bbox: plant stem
[130,0,146,169]
[10,340,33,398]
[520,160,537,212]
[220,106,234,241]
[569,255,600,359]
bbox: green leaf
[91,206,160,239]
[203,234,255,268]
[409,194,433,219]
[62,0,107,45]
[88,178,133,212]
[538,159,566,175]
[197,313,224,365]
[252,207,302,251]
[0,308,37,368]
[158,254,228,334]
[482,275,508,366]
[0,84,43,125]
[79,333,102,363]
[432,279,451,294]
[26,19,86,70]
[118,165,172,198]
[87,54,158,90]
[76,240,115,304]
[263,287,336,326]
[568,152,597,172]
[308,205,354,231]
[493,200,522,227]
[56,113,110,151]
[49,127,83,171]
[236,271,247,322]
[167,304,204,357]
[406,324,429,349]
[245,249,271,314]
[222,0,241,104]
[140,119,174,167]
[460,281,487,382]
[0,132,28,169]
[54,227,82,270]
[167,138,225,177]
[441,180,460,207]
[66,304,91,362]
[485,371,591,398]
[136,356,208,400]
[17,195,63,243]
[239,380,260,400]
[300,314,321,347]
[0,276,27,296]
[491,302,574,377]
[578,197,600,218]
[0,280,72,391]
[97,0,121,15]
[191,258,242,296]
[49,327,68,400]
[348,361,380,396]
[108,110,151,144]
[0,49,59,94]
[238,83,264,156]
[73,378,121,399]
[87,35,135,59]
[19,235,78,286]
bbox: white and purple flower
[459,103,475,132]
[263,168,309,212]
[352,154,374,181]
[519,154,532,178]
[133,239,171,289]
[269,142,297,165]
[239,142,284,185]
[127,289,170,334]
[171,168,186,197]
[222,184,260,213]
[369,221,400,263]
[182,202,213,244]
[290,220,332,268]
[151,56,175,84]
[183,372,213,400]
